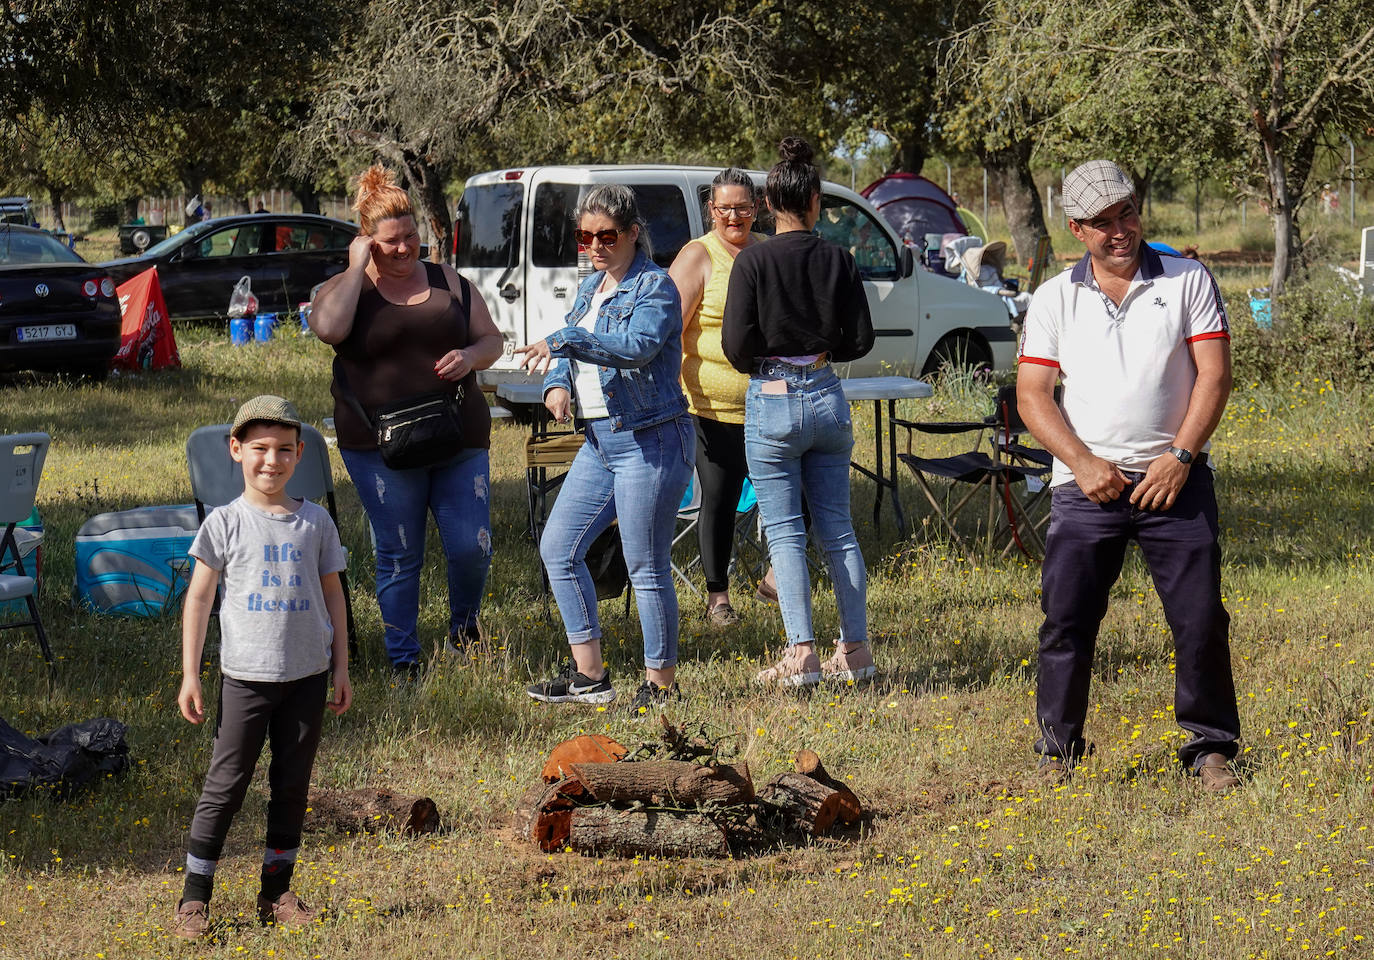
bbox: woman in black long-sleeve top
[722,136,876,688]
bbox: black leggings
[694,416,749,594]
[187,672,327,862]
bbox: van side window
[456,183,523,269]
[631,185,689,268]
[532,183,581,267]
[816,197,899,280]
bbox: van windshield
[456,183,523,269]
[532,182,689,269]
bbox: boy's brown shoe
[257,890,315,928]
[1196,753,1240,794]
[171,899,210,939]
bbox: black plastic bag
[1,716,130,800]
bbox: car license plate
[16,324,77,342]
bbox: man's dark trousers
[1035,465,1240,767]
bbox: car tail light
[503,170,523,180]
[100,276,116,298]
[83,279,99,297]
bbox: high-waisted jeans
[538,417,692,672]
[340,447,492,667]
[744,363,868,646]
[539,415,694,669]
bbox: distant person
[1017,159,1240,793]
[723,136,876,688]
[515,184,694,712]
[311,165,503,678]
[668,167,767,627]
[172,396,351,939]
[255,204,270,214]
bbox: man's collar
[1069,243,1163,287]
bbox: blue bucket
[230,316,254,346]
[254,313,277,342]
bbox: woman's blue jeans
[340,447,492,667]
[539,416,694,670]
[744,363,868,647]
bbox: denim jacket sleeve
[542,358,572,398]
[545,268,682,370]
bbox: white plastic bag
[227,276,258,318]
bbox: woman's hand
[348,233,374,272]
[544,387,572,423]
[435,348,473,380]
[514,339,554,376]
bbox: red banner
[113,267,180,371]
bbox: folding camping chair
[671,472,765,603]
[893,386,1053,560]
[0,433,54,675]
[185,423,359,658]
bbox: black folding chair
[893,386,1054,560]
[185,424,359,658]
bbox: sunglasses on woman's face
[574,228,622,248]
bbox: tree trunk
[569,806,729,858]
[304,788,440,836]
[895,137,926,175]
[758,772,841,835]
[793,750,862,824]
[48,188,66,233]
[542,734,627,783]
[392,147,452,263]
[570,760,754,806]
[283,176,321,215]
[983,138,1053,267]
[1264,141,1297,299]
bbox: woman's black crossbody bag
[333,274,473,470]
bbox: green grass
[0,322,1372,959]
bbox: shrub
[1228,267,1374,385]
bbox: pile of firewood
[514,719,864,858]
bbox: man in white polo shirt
[1017,159,1240,793]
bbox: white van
[453,165,1017,393]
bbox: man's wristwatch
[1168,446,1194,464]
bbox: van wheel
[921,333,992,378]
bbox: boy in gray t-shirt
[172,396,351,940]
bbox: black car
[0,225,121,378]
[101,213,358,321]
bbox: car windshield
[0,228,84,265]
[142,221,215,258]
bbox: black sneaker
[391,661,425,683]
[526,661,615,704]
[627,680,680,717]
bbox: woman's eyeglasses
[712,203,756,219]
[574,228,622,247]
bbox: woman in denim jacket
[516,184,695,712]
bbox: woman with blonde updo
[311,165,503,678]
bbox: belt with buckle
[758,355,829,375]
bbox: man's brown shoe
[1196,753,1240,794]
[171,899,209,940]
[257,890,316,928]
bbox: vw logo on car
[34,283,50,298]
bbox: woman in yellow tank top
[669,168,767,626]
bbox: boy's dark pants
[1035,467,1240,768]
[187,672,327,862]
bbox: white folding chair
[185,424,358,657]
[0,433,54,674]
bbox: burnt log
[305,788,440,836]
[569,806,729,858]
[759,772,841,836]
[570,760,753,807]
